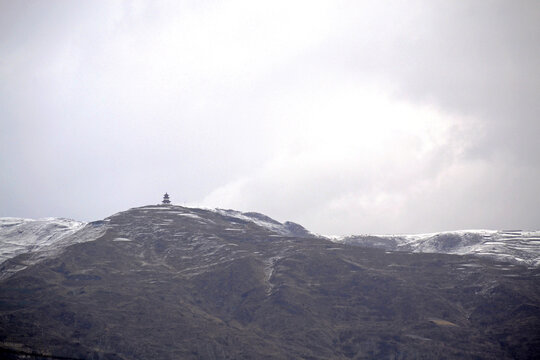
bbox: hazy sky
[1,1,539,235]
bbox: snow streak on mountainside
[211,208,314,238]
[0,218,85,263]
[0,218,105,279]
[335,230,540,267]
[0,206,314,279]
[1,204,539,359]
[1,206,539,281]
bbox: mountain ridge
[2,206,538,276]
[0,204,539,359]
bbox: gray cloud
[332,0,540,161]
[1,1,538,234]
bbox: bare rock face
[0,205,539,359]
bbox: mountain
[0,205,539,359]
[335,230,540,267]
[0,217,103,280]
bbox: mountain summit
[1,205,539,359]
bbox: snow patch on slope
[0,218,107,279]
[212,209,313,237]
[335,230,540,267]
[0,218,85,263]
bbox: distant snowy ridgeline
[335,230,540,267]
[0,218,107,272]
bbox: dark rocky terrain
[1,205,539,359]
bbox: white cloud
[1,1,538,233]
[201,80,482,234]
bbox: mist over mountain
[0,204,539,359]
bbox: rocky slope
[0,205,539,359]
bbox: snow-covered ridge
[334,229,540,267]
[0,217,106,278]
[109,204,314,238]
[211,208,314,238]
[0,217,85,263]
[3,206,539,279]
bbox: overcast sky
[1,1,539,235]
